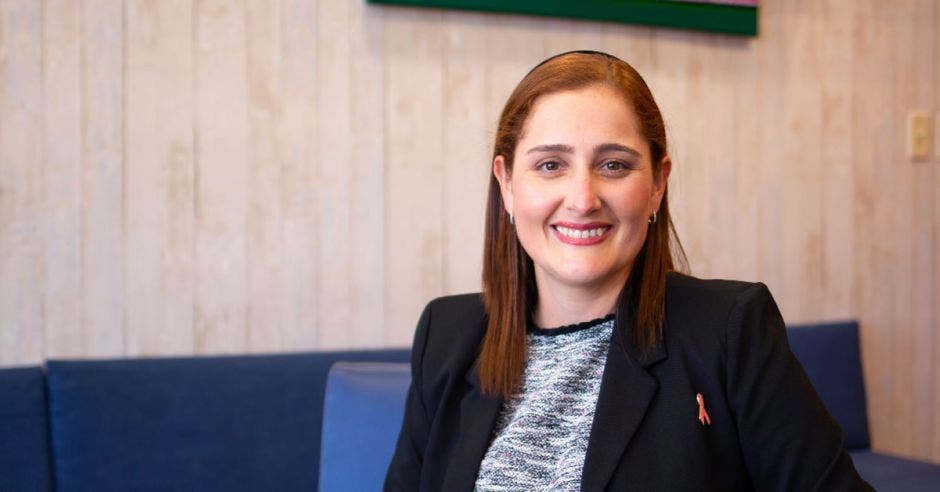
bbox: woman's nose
[565,172,602,214]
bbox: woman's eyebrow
[594,143,641,157]
[525,144,574,155]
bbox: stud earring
[509,212,514,225]
[648,211,657,225]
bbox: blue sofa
[1,349,408,491]
[3,321,939,491]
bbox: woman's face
[494,84,670,299]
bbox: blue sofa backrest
[45,349,409,492]
[319,362,410,491]
[0,366,53,492]
[786,321,870,450]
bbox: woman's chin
[542,267,631,292]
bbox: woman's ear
[493,155,514,215]
[651,155,672,210]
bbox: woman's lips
[551,222,611,245]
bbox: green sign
[367,0,758,37]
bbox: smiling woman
[493,84,668,332]
[385,51,872,491]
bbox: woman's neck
[532,275,627,329]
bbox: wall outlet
[907,110,931,161]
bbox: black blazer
[385,273,872,491]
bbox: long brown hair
[480,51,686,398]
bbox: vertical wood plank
[691,36,740,279]
[349,0,386,346]
[193,0,248,354]
[314,0,352,349]
[0,0,44,365]
[779,0,824,321]
[934,0,940,464]
[82,0,124,357]
[384,8,443,346]
[42,0,83,357]
[729,27,763,283]
[279,0,319,350]
[886,0,935,458]
[245,0,285,352]
[441,12,487,296]
[541,18,604,56]
[600,25,653,83]
[887,0,917,455]
[648,30,694,273]
[753,2,785,296]
[905,0,936,460]
[851,0,894,453]
[668,33,710,277]
[124,0,195,355]
[819,0,855,320]
[483,15,546,147]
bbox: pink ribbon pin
[696,393,711,426]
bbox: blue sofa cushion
[0,366,53,492]
[787,321,870,450]
[319,362,410,491]
[850,450,940,491]
[46,349,408,492]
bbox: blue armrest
[788,321,940,490]
[319,362,410,492]
[0,366,53,492]
[787,321,870,450]
[850,450,940,491]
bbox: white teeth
[556,226,608,239]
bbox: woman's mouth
[552,223,611,245]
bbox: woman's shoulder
[665,271,776,326]
[413,293,488,370]
[423,292,487,321]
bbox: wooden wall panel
[851,0,894,453]
[245,0,285,352]
[727,27,762,285]
[889,0,917,455]
[348,0,386,346]
[0,0,44,365]
[43,0,83,358]
[124,0,195,355]
[780,0,825,321]
[907,0,937,461]
[932,0,940,462]
[441,11,487,296]
[383,9,444,346]
[819,0,856,320]
[934,0,940,463]
[0,0,938,464]
[753,4,785,294]
[194,0,249,353]
[315,0,354,349]
[82,0,124,357]
[601,25,652,76]
[648,30,695,271]
[278,0,318,351]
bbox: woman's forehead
[517,86,645,154]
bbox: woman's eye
[539,161,561,171]
[602,161,627,171]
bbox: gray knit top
[474,315,615,491]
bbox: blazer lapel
[441,367,503,492]
[581,325,667,491]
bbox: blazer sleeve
[726,283,872,491]
[384,302,433,491]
